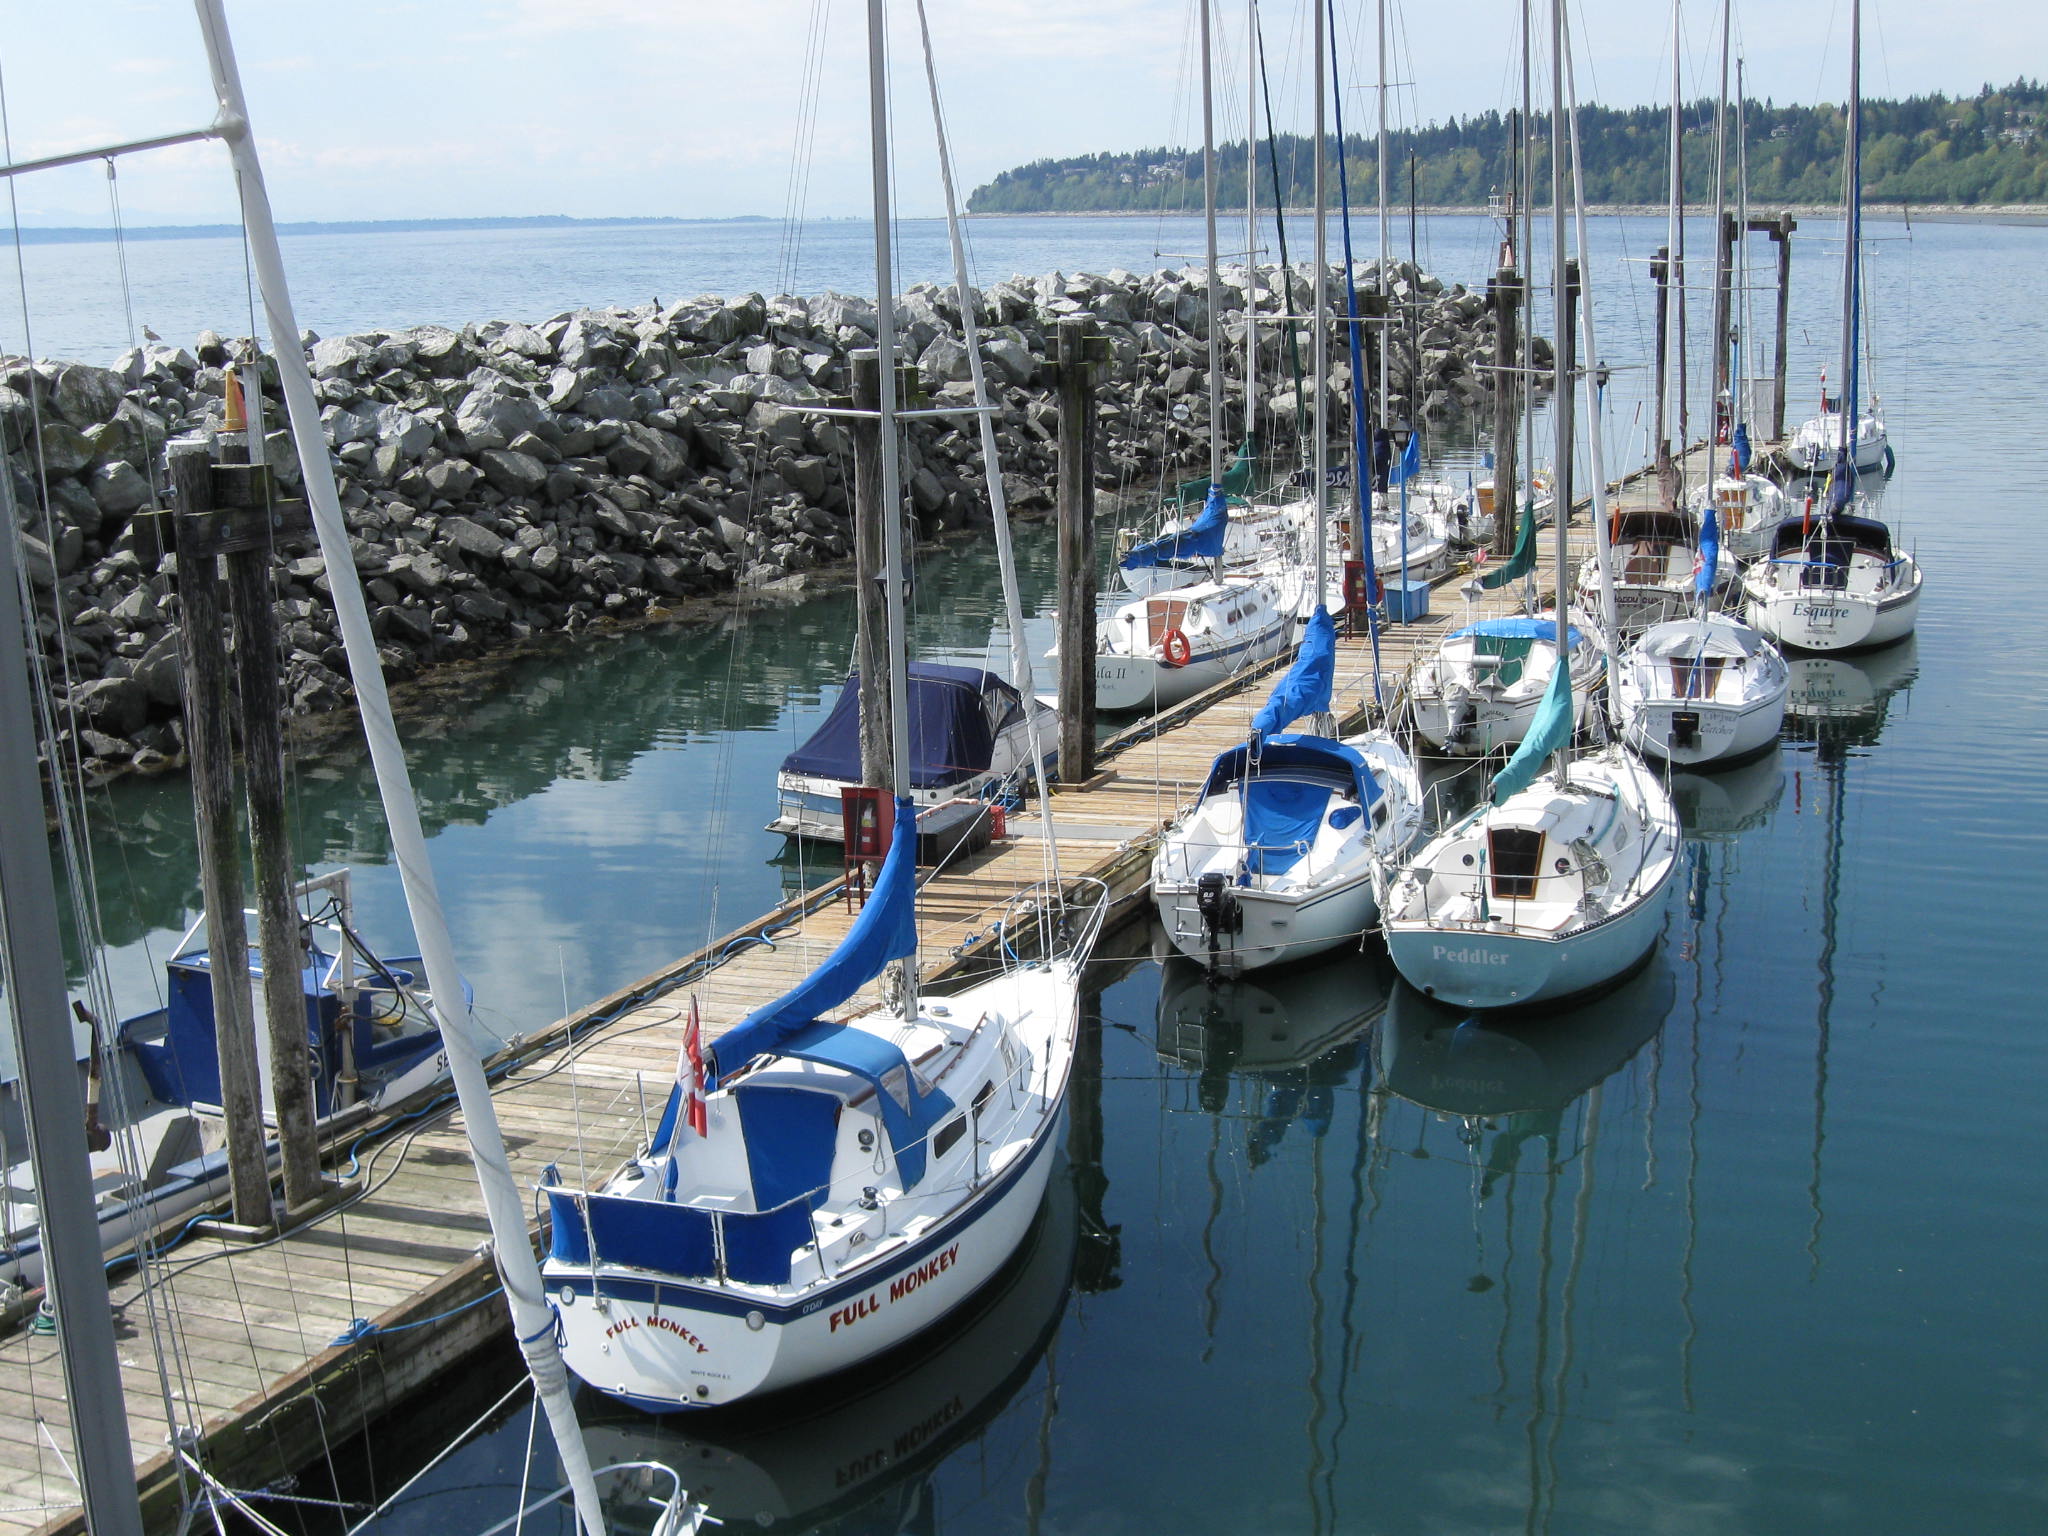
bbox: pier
[1,439,1728,1535]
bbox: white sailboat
[1409,612,1607,756]
[1742,0,1920,654]
[1088,2,1299,712]
[1688,458,1794,563]
[1787,375,1890,477]
[1151,610,1422,975]
[1381,0,1680,1012]
[1574,506,1738,633]
[1615,506,1789,768]
[539,0,1106,1413]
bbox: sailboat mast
[1671,1,1689,501]
[1709,0,1732,444]
[1313,0,1329,601]
[910,0,1058,881]
[867,0,917,1019]
[1203,0,1224,489]
[1838,0,1862,489]
[1376,0,1391,433]
[0,512,143,1536]
[1245,0,1260,453]
[188,7,609,1532]
[1548,0,1573,788]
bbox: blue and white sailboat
[539,1,1105,1413]
[1742,0,1920,653]
[1151,607,1421,975]
[1381,0,1679,1011]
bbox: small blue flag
[1390,431,1422,487]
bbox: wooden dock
[3,440,1724,1535]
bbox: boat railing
[998,876,1110,970]
[469,1461,707,1536]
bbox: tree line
[967,79,2048,212]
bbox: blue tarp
[1451,617,1587,649]
[1202,733,1381,877]
[1243,778,1335,876]
[1121,485,1229,570]
[711,795,919,1078]
[1696,503,1720,596]
[1488,660,1574,806]
[1250,606,1337,745]
[774,1021,955,1191]
[781,664,1018,791]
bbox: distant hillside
[968,80,2048,212]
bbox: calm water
[37,213,2048,1532]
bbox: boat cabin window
[1488,827,1545,900]
[932,1117,966,1159]
[972,1080,996,1115]
[986,690,1022,735]
[1669,657,1726,698]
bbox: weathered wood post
[1652,244,1673,505]
[849,350,891,792]
[1751,212,1798,443]
[217,369,323,1211]
[1712,210,1738,444]
[167,440,271,1229]
[1489,265,1519,559]
[1054,316,1103,784]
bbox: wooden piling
[1652,245,1673,506]
[1489,265,1519,558]
[1055,316,1101,784]
[1750,213,1798,442]
[167,442,271,1229]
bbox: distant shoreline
[964,203,2048,225]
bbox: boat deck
[2,441,1729,1535]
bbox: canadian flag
[676,995,709,1139]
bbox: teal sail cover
[1171,439,1258,505]
[710,794,918,1079]
[1250,605,1337,744]
[1123,485,1230,570]
[1487,655,1574,805]
[1478,494,1539,590]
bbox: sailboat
[1408,612,1607,756]
[538,1,1106,1413]
[1741,0,1920,653]
[1151,609,1422,974]
[1787,369,1890,477]
[1615,505,1790,768]
[1088,2,1299,713]
[1380,0,1681,1011]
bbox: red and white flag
[676,994,709,1139]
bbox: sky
[0,0,2034,227]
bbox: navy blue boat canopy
[1772,513,1894,560]
[781,663,1022,789]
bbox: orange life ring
[1161,628,1193,668]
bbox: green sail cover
[1477,496,1538,590]
[1487,653,1574,806]
[1171,438,1259,506]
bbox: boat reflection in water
[1783,633,1918,736]
[1154,943,1391,1161]
[577,1171,1078,1534]
[1374,955,1675,1195]
[1668,741,1786,843]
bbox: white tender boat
[1740,509,1920,653]
[1616,612,1789,768]
[1408,615,1606,755]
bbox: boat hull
[1621,691,1786,769]
[1744,573,1918,653]
[1384,882,1669,1011]
[1093,626,1290,713]
[1154,866,1379,976]
[549,1105,1063,1413]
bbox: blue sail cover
[709,795,918,1079]
[1121,485,1229,570]
[1389,431,1422,487]
[1696,502,1721,596]
[1732,423,1752,475]
[1488,657,1573,806]
[780,664,1016,790]
[1250,606,1337,745]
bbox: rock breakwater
[3,260,1535,779]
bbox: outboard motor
[1195,872,1242,969]
[1671,710,1702,750]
